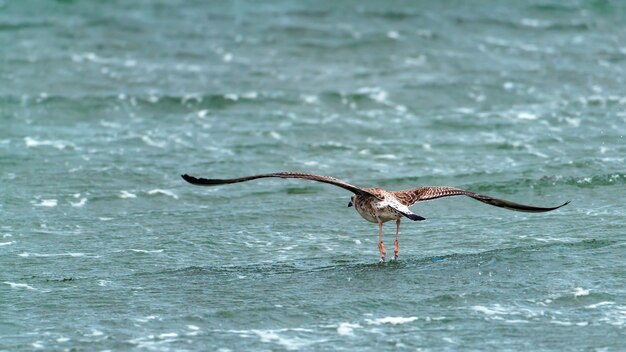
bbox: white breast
[354,197,401,223]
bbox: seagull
[181,172,568,262]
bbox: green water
[1,1,625,350]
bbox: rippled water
[1,0,625,351]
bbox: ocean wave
[24,137,76,151]
[3,281,50,293]
[336,322,361,336]
[18,252,99,258]
[461,16,591,31]
[31,199,58,207]
[119,249,164,254]
[146,189,178,199]
[469,173,626,193]
[364,316,418,325]
[3,88,414,114]
[0,20,52,31]
[221,328,318,351]
[358,9,420,20]
[144,239,618,281]
[3,91,296,111]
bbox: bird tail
[404,213,426,221]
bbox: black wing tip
[181,174,206,185]
[406,213,426,221]
[534,200,570,212]
[557,200,571,209]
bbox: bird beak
[348,201,353,207]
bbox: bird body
[351,188,422,223]
[181,172,568,262]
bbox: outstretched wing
[181,172,382,199]
[393,186,569,213]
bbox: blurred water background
[1,0,625,350]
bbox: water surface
[1,0,625,350]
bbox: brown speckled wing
[182,172,382,199]
[394,187,569,213]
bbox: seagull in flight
[181,172,568,262]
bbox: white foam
[128,249,164,254]
[147,94,159,103]
[32,341,45,349]
[251,330,306,351]
[565,117,581,127]
[269,131,282,140]
[86,329,104,337]
[33,199,57,207]
[520,18,548,28]
[425,316,447,322]
[147,189,178,199]
[4,281,37,290]
[119,191,137,199]
[24,137,74,150]
[374,154,398,160]
[224,93,238,101]
[387,31,400,39]
[517,112,538,120]
[301,94,318,104]
[70,198,87,207]
[242,91,258,99]
[229,329,314,351]
[366,316,417,325]
[598,305,626,327]
[357,86,388,104]
[0,241,14,246]
[71,52,102,63]
[472,305,543,322]
[472,305,512,316]
[136,315,160,323]
[574,287,590,297]
[141,135,167,148]
[337,322,360,336]
[123,59,137,67]
[586,301,615,309]
[158,333,178,339]
[100,120,121,128]
[550,320,574,326]
[404,55,427,66]
[18,252,89,258]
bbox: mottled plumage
[182,172,568,262]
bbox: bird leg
[375,214,386,262]
[394,218,401,260]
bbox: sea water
[1,1,625,350]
